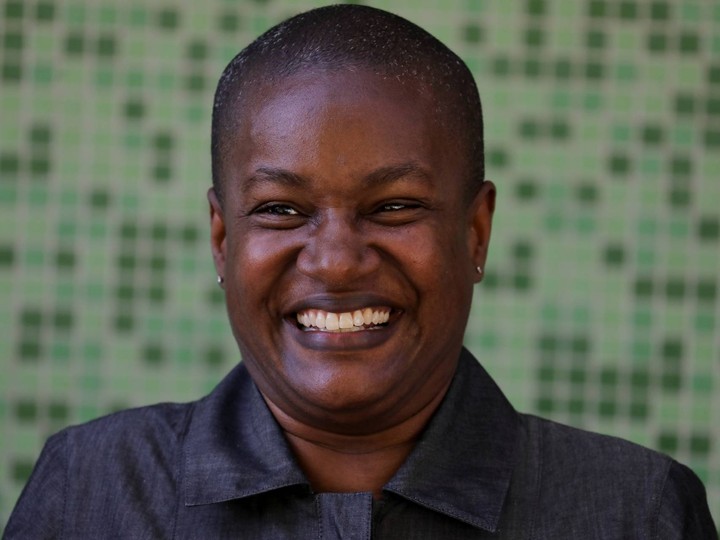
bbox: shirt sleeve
[4,432,67,539]
[655,460,718,539]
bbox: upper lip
[284,293,400,316]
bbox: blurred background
[1,0,718,529]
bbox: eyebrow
[242,162,433,194]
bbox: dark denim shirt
[5,349,717,539]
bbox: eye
[378,202,410,212]
[255,203,300,216]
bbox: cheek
[229,230,297,276]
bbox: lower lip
[286,318,398,351]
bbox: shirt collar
[384,348,520,532]
[182,348,520,532]
[183,364,309,506]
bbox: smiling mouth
[296,307,391,332]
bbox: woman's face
[209,69,495,433]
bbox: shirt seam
[315,495,323,540]
[650,457,673,540]
[529,417,542,540]
[60,431,68,540]
[172,402,196,540]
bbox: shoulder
[59,401,194,452]
[518,414,717,538]
[524,413,672,475]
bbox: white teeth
[296,307,391,331]
[326,313,339,331]
[339,312,353,329]
[353,310,364,326]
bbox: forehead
[221,69,462,188]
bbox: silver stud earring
[217,275,224,286]
[476,266,483,275]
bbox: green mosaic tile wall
[1,0,718,529]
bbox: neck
[264,381,451,498]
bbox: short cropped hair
[210,4,484,205]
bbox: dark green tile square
[30,124,51,144]
[12,460,34,483]
[661,372,682,391]
[0,152,20,175]
[143,343,165,365]
[525,27,544,47]
[18,340,41,360]
[4,0,23,19]
[219,12,241,33]
[515,179,538,201]
[603,244,625,266]
[618,1,638,19]
[554,59,572,79]
[36,1,55,21]
[97,35,116,57]
[48,402,69,421]
[153,163,172,181]
[151,223,168,240]
[53,310,74,331]
[698,217,719,241]
[536,396,554,413]
[124,99,145,120]
[709,65,720,85]
[187,40,208,60]
[526,0,546,16]
[707,98,720,116]
[629,401,648,419]
[15,400,38,421]
[650,1,670,20]
[647,32,668,53]
[696,280,717,303]
[2,61,22,81]
[65,33,85,55]
[665,279,686,300]
[705,129,720,148]
[587,30,605,49]
[689,434,711,456]
[679,32,700,53]
[30,156,50,176]
[585,62,605,80]
[462,23,482,44]
[675,94,695,115]
[185,73,205,92]
[588,0,606,17]
[492,56,511,76]
[539,334,559,353]
[157,8,180,29]
[524,58,542,77]
[55,250,76,270]
[608,153,631,175]
[3,31,24,50]
[658,433,679,452]
[0,244,15,267]
[519,120,540,139]
[630,369,650,389]
[89,189,111,209]
[642,125,663,145]
[634,277,654,298]
[598,400,617,417]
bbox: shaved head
[211,4,484,205]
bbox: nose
[296,209,380,287]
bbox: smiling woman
[4,4,717,539]
[208,68,492,443]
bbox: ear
[208,187,227,282]
[467,180,496,282]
